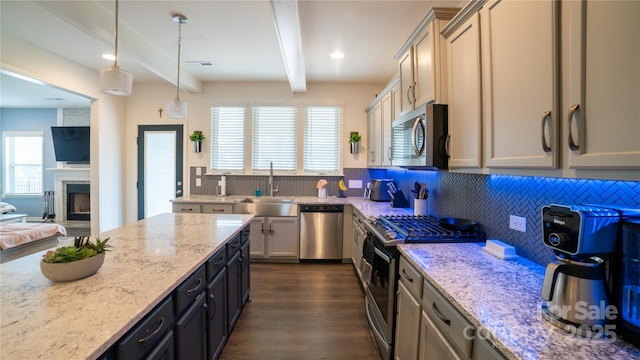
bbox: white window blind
[252,106,297,171]
[210,107,245,170]
[2,131,44,195]
[303,106,340,172]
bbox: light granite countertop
[398,243,640,360]
[0,213,253,360]
[171,194,414,218]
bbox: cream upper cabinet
[482,0,559,169]
[366,100,384,167]
[444,10,483,169]
[565,0,640,169]
[381,92,393,166]
[396,8,460,115]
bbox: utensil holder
[414,199,428,215]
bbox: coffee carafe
[540,205,621,336]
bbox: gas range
[369,215,486,245]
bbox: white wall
[124,81,384,223]
[1,37,127,233]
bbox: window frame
[209,101,343,175]
[2,131,45,196]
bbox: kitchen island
[0,213,253,360]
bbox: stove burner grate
[378,215,485,242]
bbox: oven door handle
[365,298,387,346]
[374,247,391,263]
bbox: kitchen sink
[235,198,298,217]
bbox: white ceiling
[0,0,464,108]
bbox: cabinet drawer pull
[209,208,225,212]
[186,278,203,296]
[401,269,414,283]
[432,302,451,326]
[181,208,193,212]
[137,317,164,347]
[212,256,224,266]
[567,104,581,151]
[541,110,552,152]
[230,241,240,249]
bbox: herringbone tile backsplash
[190,166,640,266]
[385,168,640,266]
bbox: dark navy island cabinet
[104,225,250,360]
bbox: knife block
[391,190,410,208]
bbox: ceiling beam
[33,0,204,94]
[269,0,306,93]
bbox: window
[210,103,342,174]
[210,107,245,170]
[2,131,44,195]
[304,106,340,173]
[252,106,297,172]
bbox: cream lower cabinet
[565,0,640,170]
[248,216,298,259]
[396,255,506,360]
[420,310,462,360]
[481,0,559,169]
[395,281,422,360]
[444,10,483,169]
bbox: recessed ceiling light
[330,52,344,60]
[102,54,116,61]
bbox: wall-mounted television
[51,126,90,163]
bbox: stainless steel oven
[362,228,397,360]
[360,215,485,360]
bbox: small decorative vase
[350,142,359,154]
[40,252,105,282]
[192,141,201,153]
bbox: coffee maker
[540,204,621,336]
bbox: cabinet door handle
[432,302,451,326]
[261,223,265,233]
[138,317,164,347]
[567,104,581,151]
[541,110,552,152]
[445,134,451,158]
[269,224,274,234]
[186,278,203,296]
[406,85,413,105]
[401,269,414,283]
[387,147,392,161]
[411,82,417,103]
[209,293,217,320]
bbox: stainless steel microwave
[391,103,448,169]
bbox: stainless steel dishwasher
[299,204,344,260]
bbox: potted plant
[349,132,361,154]
[189,131,205,153]
[41,236,112,282]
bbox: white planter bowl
[40,252,105,282]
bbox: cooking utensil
[439,217,478,231]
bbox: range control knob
[548,233,567,247]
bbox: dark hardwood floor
[219,262,383,360]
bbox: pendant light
[100,0,133,96]
[167,14,188,118]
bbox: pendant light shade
[100,66,133,96]
[167,14,188,118]
[100,0,133,96]
[166,99,187,118]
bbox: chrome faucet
[269,161,278,197]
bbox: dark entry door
[137,125,183,220]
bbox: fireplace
[67,184,90,221]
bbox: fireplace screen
[67,184,90,221]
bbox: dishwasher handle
[300,205,344,212]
